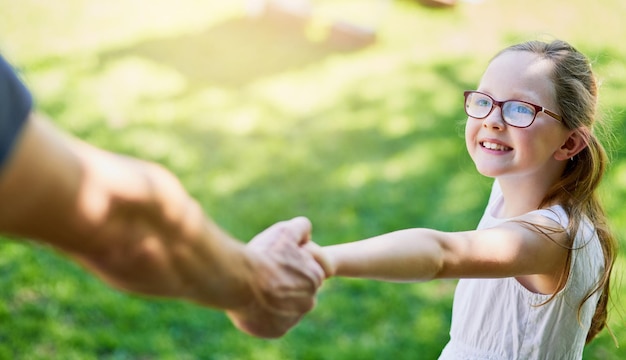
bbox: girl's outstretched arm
[322,219,570,293]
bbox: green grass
[1,0,625,358]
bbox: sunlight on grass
[0,0,243,62]
[211,172,252,197]
[383,139,459,180]
[93,57,187,126]
[439,171,490,217]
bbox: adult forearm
[323,228,445,282]
[71,150,255,309]
[0,115,254,309]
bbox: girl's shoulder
[527,205,568,228]
[515,204,599,254]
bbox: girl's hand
[226,217,325,338]
[304,241,333,279]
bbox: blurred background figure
[246,0,313,17]
[244,0,393,47]
[414,0,457,7]
[245,0,460,48]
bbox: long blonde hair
[497,40,617,344]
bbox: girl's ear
[554,129,587,161]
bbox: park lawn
[1,0,625,358]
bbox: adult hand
[227,216,326,338]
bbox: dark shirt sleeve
[0,54,33,171]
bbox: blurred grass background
[1,0,625,358]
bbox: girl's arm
[323,218,570,293]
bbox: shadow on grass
[0,241,456,358]
[100,11,376,90]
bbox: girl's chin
[473,164,506,178]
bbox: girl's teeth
[482,141,510,151]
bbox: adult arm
[0,114,325,337]
[321,217,570,294]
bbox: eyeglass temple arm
[542,108,562,122]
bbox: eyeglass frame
[463,90,563,128]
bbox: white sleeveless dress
[439,181,604,360]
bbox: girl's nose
[482,106,506,130]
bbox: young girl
[319,40,617,359]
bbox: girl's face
[465,51,571,183]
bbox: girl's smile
[479,139,512,152]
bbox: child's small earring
[570,156,575,161]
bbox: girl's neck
[495,176,556,218]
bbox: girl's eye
[510,103,534,114]
[476,98,491,107]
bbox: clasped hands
[226,216,330,338]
